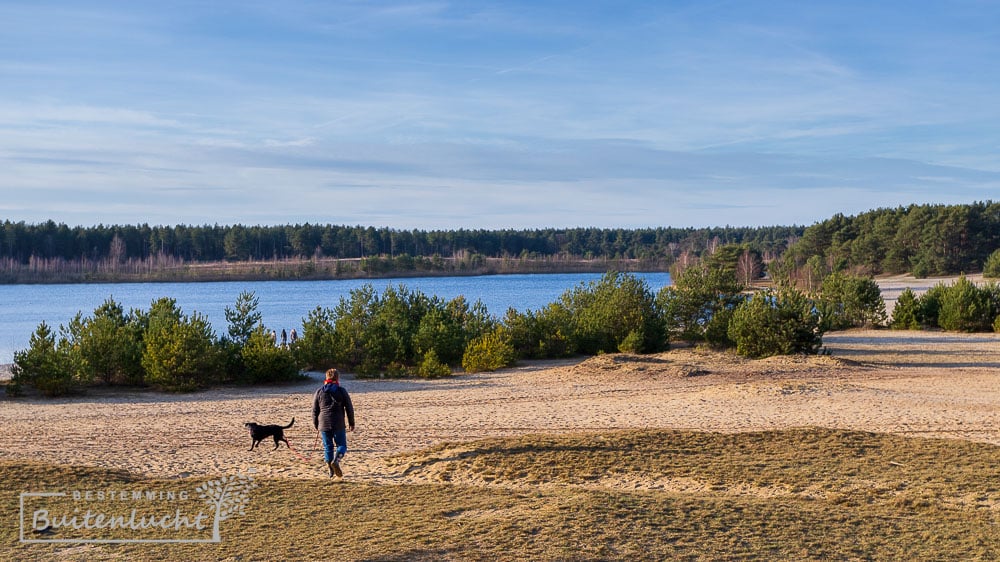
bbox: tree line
[4,201,1000,285]
[774,200,1000,284]
[0,220,800,265]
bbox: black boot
[327,460,335,477]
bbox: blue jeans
[320,429,347,463]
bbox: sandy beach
[2,273,997,486]
[2,328,998,487]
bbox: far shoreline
[0,256,670,285]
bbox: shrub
[9,322,76,397]
[938,275,993,332]
[502,308,543,359]
[658,265,742,347]
[225,290,263,346]
[560,271,667,355]
[983,282,1000,323]
[414,306,467,366]
[62,297,145,386]
[617,330,644,354]
[217,337,246,383]
[417,349,452,378]
[361,285,422,370]
[294,306,342,371]
[462,329,516,373]
[983,249,1000,278]
[141,298,223,391]
[917,283,948,328]
[241,327,300,384]
[890,288,920,330]
[447,297,496,346]
[331,285,378,368]
[502,305,575,360]
[331,284,497,375]
[818,273,887,330]
[728,289,823,359]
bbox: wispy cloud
[1,1,999,228]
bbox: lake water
[0,272,671,363]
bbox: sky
[2,1,999,230]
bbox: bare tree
[707,236,721,255]
[736,249,762,286]
[109,234,126,267]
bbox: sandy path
[2,329,998,483]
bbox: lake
[0,272,671,363]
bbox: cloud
[0,103,180,128]
[1,1,999,230]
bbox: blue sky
[2,1,999,229]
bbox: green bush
[728,289,824,359]
[62,297,145,386]
[462,329,516,373]
[938,275,994,332]
[917,283,948,328]
[890,279,999,333]
[500,303,574,360]
[141,298,223,391]
[617,330,645,354]
[502,307,544,359]
[417,349,452,378]
[331,284,377,368]
[983,249,1000,278]
[818,273,887,330]
[293,306,342,371]
[225,290,263,346]
[890,288,920,330]
[414,300,481,366]
[9,322,76,397]
[560,271,667,354]
[658,265,742,347]
[330,284,496,375]
[362,285,423,370]
[241,327,301,384]
[217,337,246,383]
[984,283,1000,323]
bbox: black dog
[245,417,294,451]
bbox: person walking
[280,328,288,348]
[312,368,355,477]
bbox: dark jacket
[313,382,355,432]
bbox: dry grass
[3,428,999,561]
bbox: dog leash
[284,438,312,462]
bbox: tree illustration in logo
[195,474,257,542]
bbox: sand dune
[2,329,998,487]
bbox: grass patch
[2,428,998,561]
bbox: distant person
[312,368,355,478]
[280,328,288,348]
[289,328,298,345]
[269,329,277,345]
